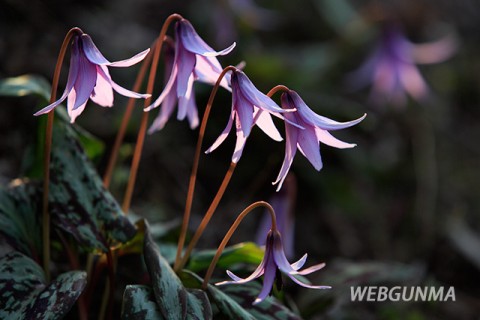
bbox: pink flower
[217,229,330,305]
[347,24,456,106]
[34,32,150,122]
[205,69,297,163]
[145,18,235,131]
[273,90,366,191]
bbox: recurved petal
[178,19,236,56]
[223,258,266,284]
[34,40,80,116]
[295,262,326,276]
[289,90,366,130]
[195,55,230,90]
[315,128,356,149]
[108,48,150,67]
[287,273,331,290]
[205,111,234,154]
[290,254,308,271]
[144,64,178,111]
[272,232,298,274]
[67,89,87,123]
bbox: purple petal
[290,91,366,130]
[290,254,308,271]
[205,111,234,154]
[286,273,331,290]
[81,34,110,65]
[253,256,277,305]
[235,88,254,138]
[224,260,265,284]
[108,48,150,67]
[297,125,323,171]
[411,34,457,64]
[272,231,298,274]
[399,63,428,101]
[148,90,177,133]
[67,89,87,123]
[90,66,114,107]
[72,49,97,110]
[177,74,195,120]
[185,92,199,129]
[178,19,236,57]
[144,64,178,111]
[295,262,326,276]
[82,33,150,67]
[195,55,230,90]
[253,108,283,141]
[315,128,356,149]
[232,118,249,163]
[176,41,196,98]
[95,65,150,99]
[234,71,286,114]
[34,39,80,116]
[273,116,299,191]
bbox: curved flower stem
[201,201,277,289]
[42,27,82,282]
[266,84,290,98]
[121,14,183,213]
[173,66,238,271]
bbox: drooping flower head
[346,23,456,107]
[273,90,366,191]
[145,18,236,131]
[217,229,330,305]
[206,68,298,163]
[35,31,150,122]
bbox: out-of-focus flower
[273,90,366,191]
[145,18,235,131]
[35,33,150,123]
[346,23,456,106]
[205,69,297,163]
[256,174,296,258]
[217,229,330,305]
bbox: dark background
[1,0,479,318]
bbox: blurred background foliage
[1,0,479,318]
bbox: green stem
[201,201,277,289]
[42,27,83,282]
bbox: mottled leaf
[143,222,212,320]
[0,251,86,319]
[0,74,51,100]
[0,180,42,258]
[180,270,254,320]
[188,242,264,272]
[221,282,302,320]
[49,121,136,252]
[122,285,164,320]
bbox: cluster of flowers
[35,17,369,303]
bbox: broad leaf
[49,121,136,252]
[0,181,42,258]
[221,282,302,320]
[188,242,264,272]
[0,251,87,319]
[180,270,254,320]
[143,222,212,320]
[0,74,51,100]
[122,285,164,320]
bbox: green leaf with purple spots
[0,251,86,319]
[122,285,164,320]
